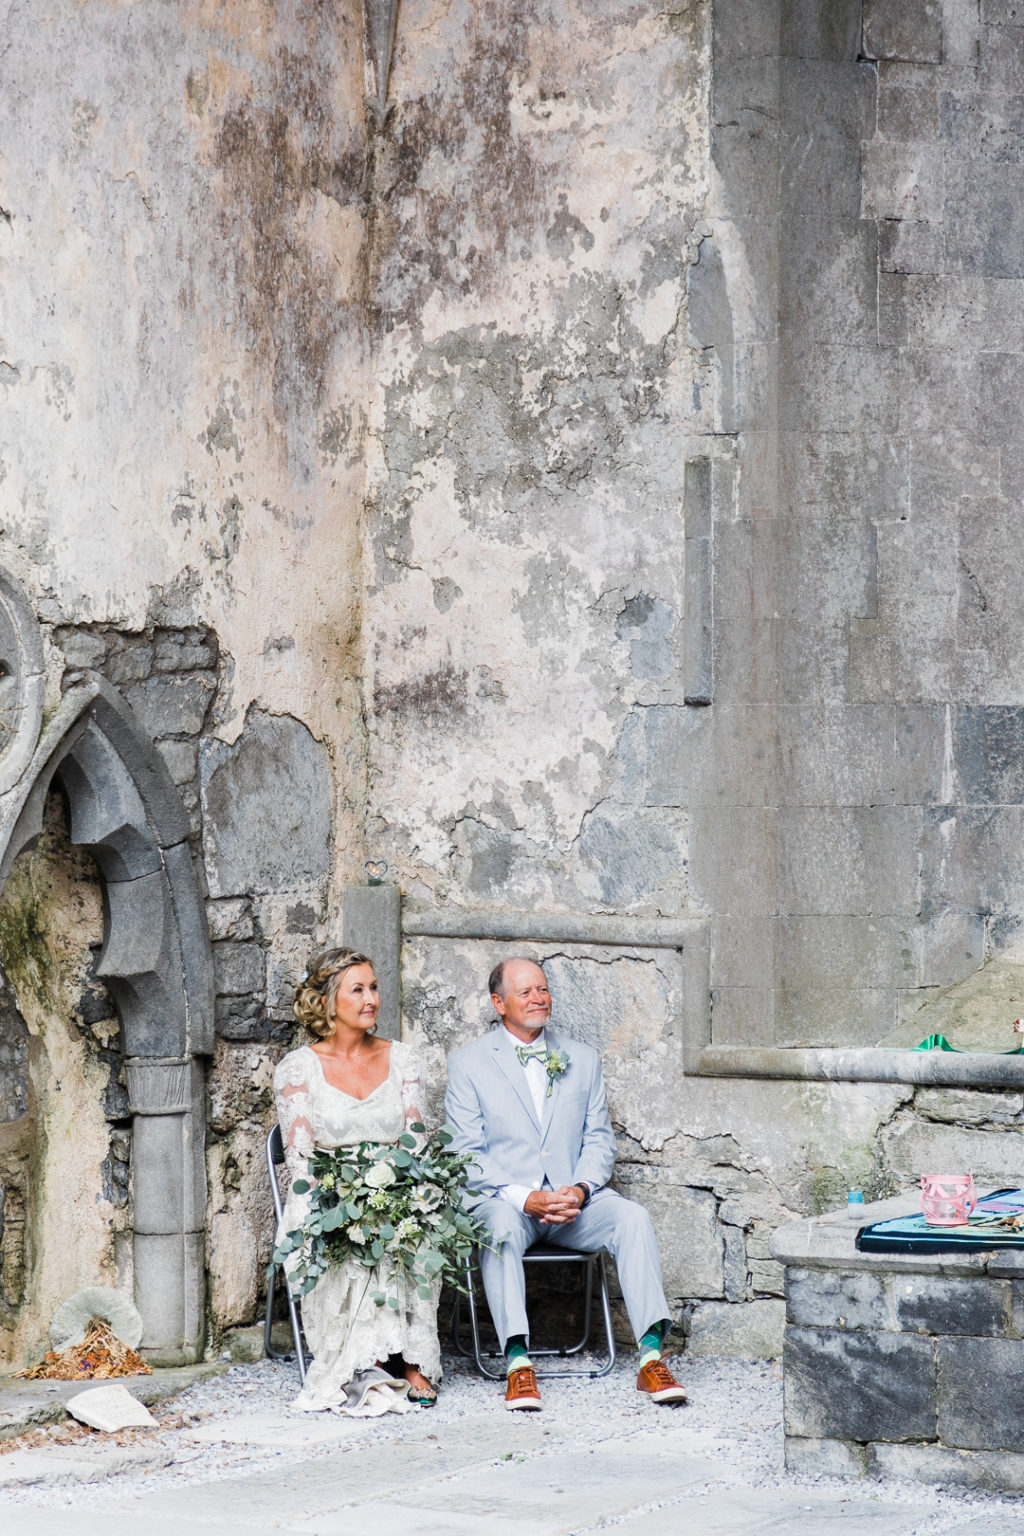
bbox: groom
[445,957,687,1410]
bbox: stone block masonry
[774,1196,1024,1491]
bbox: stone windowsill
[697,1046,1024,1089]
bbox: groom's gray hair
[488,956,544,999]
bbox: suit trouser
[474,1188,671,1352]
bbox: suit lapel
[539,1029,563,1141]
[491,1029,540,1128]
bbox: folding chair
[264,1123,308,1384]
[453,1243,617,1379]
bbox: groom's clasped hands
[522,1185,585,1225]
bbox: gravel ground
[1,1350,1023,1531]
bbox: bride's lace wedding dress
[273,1039,442,1413]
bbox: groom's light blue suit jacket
[444,1025,617,1204]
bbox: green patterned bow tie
[516,1040,548,1066]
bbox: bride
[273,946,441,1413]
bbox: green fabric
[913,1033,1024,1055]
[639,1324,664,1355]
[516,1041,548,1065]
[506,1335,532,1373]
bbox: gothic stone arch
[0,614,213,1364]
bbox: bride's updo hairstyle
[294,947,374,1040]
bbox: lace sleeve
[273,1050,316,1184]
[399,1045,430,1150]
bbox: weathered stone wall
[6,0,1024,1361]
[700,0,1022,1051]
[363,0,711,912]
[380,0,1024,1355]
[0,0,370,1358]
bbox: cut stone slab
[949,1521,1024,1536]
[66,1384,159,1431]
[182,1413,355,1447]
[607,1485,935,1535]
[0,1443,172,1488]
[688,1298,785,1357]
[368,1447,722,1536]
[0,1361,228,1440]
[50,1286,144,1350]
[109,1412,553,1526]
[879,954,1024,1052]
[302,1506,536,1536]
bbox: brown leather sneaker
[636,1357,688,1404]
[505,1365,542,1410]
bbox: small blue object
[848,1190,865,1211]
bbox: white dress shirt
[496,1029,547,1211]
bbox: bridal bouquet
[272,1124,490,1309]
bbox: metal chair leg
[264,1268,278,1359]
[286,1283,307,1385]
[452,1261,480,1358]
[592,1253,617,1379]
[465,1254,506,1380]
[460,1246,617,1380]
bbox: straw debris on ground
[12,1318,153,1381]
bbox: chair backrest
[266,1123,287,1226]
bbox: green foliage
[270,1122,493,1310]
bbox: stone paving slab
[0,1443,173,1488]
[181,1413,356,1447]
[0,1509,213,1536]
[81,1413,554,1527]
[950,1517,1024,1533]
[295,1503,536,1536]
[0,1363,228,1439]
[608,1486,938,1536]
[321,1447,719,1536]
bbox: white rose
[364,1161,396,1189]
[348,1225,366,1244]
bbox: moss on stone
[0,879,52,1008]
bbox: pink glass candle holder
[920,1173,977,1226]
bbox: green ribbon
[913,1032,1024,1055]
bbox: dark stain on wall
[210,31,366,426]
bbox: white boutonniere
[545,1048,570,1097]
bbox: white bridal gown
[273,1040,442,1413]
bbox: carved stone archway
[0,589,213,1364]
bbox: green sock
[638,1322,664,1368]
[506,1334,532,1373]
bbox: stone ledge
[697,1045,1024,1088]
[771,1194,1024,1276]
